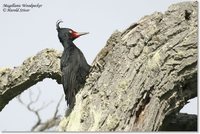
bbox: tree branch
[35,95,64,132]
[17,90,63,131]
[33,95,64,132]
[0,49,62,111]
[0,1,197,132]
[59,1,197,131]
[160,113,197,131]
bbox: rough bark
[59,1,197,131]
[0,1,197,131]
[0,49,62,111]
[160,113,197,131]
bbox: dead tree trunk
[0,1,197,131]
[59,1,197,131]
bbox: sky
[0,0,197,131]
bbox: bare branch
[17,89,53,131]
[37,101,53,112]
[17,90,64,131]
[17,95,26,106]
[53,95,64,118]
[34,95,64,131]
[27,89,41,110]
[32,89,41,104]
[31,111,41,132]
[18,92,42,131]
[0,1,197,132]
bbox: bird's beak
[76,32,89,37]
[72,31,89,39]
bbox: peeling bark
[0,1,197,131]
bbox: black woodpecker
[56,20,90,108]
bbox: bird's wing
[62,65,77,106]
[61,48,79,106]
[61,47,90,107]
[75,48,91,86]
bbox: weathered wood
[59,1,197,131]
[160,113,197,131]
[0,1,197,131]
[0,49,62,111]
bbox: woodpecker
[56,20,90,108]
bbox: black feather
[57,22,90,108]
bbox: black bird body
[56,21,90,108]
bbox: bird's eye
[69,30,73,34]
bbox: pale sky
[0,0,197,131]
